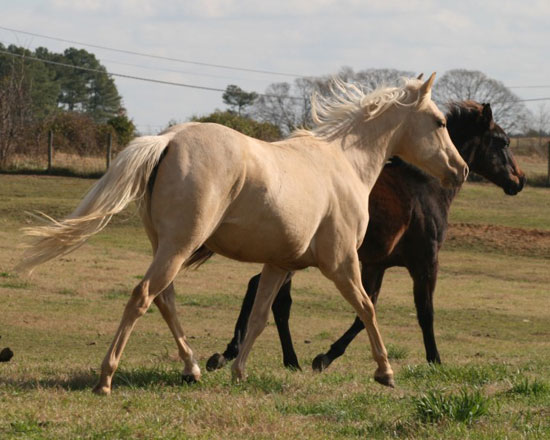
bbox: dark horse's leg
[312,265,386,371]
[409,259,441,364]
[272,279,300,370]
[206,274,300,371]
[206,275,260,371]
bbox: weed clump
[413,388,489,424]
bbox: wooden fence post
[47,130,53,172]
[106,132,112,169]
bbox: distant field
[510,137,549,186]
[0,174,549,439]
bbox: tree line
[212,67,536,139]
[0,44,135,167]
[2,42,546,170]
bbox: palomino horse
[19,73,467,395]
[205,101,525,372]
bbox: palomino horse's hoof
[206,353,227,371]
[374,373,395,388]
[182,374,199,385]
[231,368,246,384]
[312,354,331,372]
[92,384,111,396]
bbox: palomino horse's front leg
[231,264,290,381]
[322,255,394,387]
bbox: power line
[1,47,549,104]
[0,24,306,79]
[508,85,550,89]
[0,48,304,101]
[3,25,550,93]
[513,97,550,102]
[0,48,227,92]
[1,38,258,82]
[99,57,261,83]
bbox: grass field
[0,174,549,439]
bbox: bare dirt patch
[447,222,550,258]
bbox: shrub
[192,111,282,142]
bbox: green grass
[386,343,409,360]
[507,377,550,397]
[413,388,490,424]
[450,181,550,230]
[0,174,549,439]
[400,363,512,387]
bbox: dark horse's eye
[491,136,509,149]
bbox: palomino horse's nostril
[463,165,469,180]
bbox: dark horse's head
[446,101,526,195]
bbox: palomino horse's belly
[205,219,316,269]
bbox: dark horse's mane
[446,100,485,126]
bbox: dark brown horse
[206,101,526,372]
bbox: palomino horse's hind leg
[231,264,289,382]
[92,247,188,395]
[154,283,201,382]
[321,255,394,387]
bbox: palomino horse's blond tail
[18,130,178,273]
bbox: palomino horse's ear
[419,72,436,97]
[481,103,493,125]
[417,73,424,80]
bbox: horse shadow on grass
[0,366,185,392]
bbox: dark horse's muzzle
[503,173,526,196]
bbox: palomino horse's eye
[436,120,446,128]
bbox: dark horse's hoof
[206,353,227,372]
[182,374,198,385]
[284,362,302,372]
[312,353,332,372]
[0,347,14,362]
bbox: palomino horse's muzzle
[442,163,469,188]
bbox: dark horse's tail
[184,246,215,270]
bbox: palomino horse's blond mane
[293,77,423,140]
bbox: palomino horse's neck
[438,127,477,209]
[337,110,403,191]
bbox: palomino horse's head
[392,73,469,188]
[447,102,525,195]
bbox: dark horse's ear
[481,103,493,126]
[417,73,424,80]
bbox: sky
[1,0,549,134]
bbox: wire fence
[2,132,549,186]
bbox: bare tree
[0,58,32,166]
[433,69,530,133]
[252,67,415,135]
[354,67,416,90]
[531,103,550,150]
[252,81,314,135]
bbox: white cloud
[2,0,549,129]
